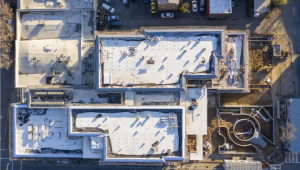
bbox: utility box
[273,44,281,57]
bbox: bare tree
[279,122,297,142]
[0,0,15,69]
[0,54,13,70]
[0,0,13,20]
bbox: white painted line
[293,7,296,15]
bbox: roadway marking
[293,7,296,15]
[246,23,252,28]
[293,7,297,34]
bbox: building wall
[285,99,292,152]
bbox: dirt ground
[221,34,296,106]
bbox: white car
[161,12,174,19]
[102,3,115,13]
[192,0,197,13]
[108,15,119,21]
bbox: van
[102,3,115,13]
[200,0,205,12]
[123,0,128,6]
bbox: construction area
[10,13,298,168]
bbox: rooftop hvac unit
[34,134,39,141]
[41,133,47,141]
[50,69,55,77]
[35,92,47,95]
[48,91,64,95]
[38,20,45,25]
[42,124,46,131]
[28,124,33,132]
[48,132,53,139]
[44,46,52,51]
[28,133,33,140]
[34,126,39,134]
[56,132,61,139]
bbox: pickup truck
[102,3,115,13]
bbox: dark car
[109,21,121,27]
[144,0,149,3]
[10,2,16,12]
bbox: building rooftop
[96,28,225,91]
[16,39,82,87]
[20,0,95,9]
[209,0,232,14]
[180,88,207,160]
[13,104,186,161]
[75,111,179,156]
[212,34,247,89]
[13,105,84,158]
[20,12,81,40]
[289,99,300,153]
[68,105,186,162]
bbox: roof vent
[44,46,52,51]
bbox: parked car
[102,3,115,13]
[144,0,149,3]
[108,15,119,21]
[200,0,205,12]
[9,41,14,52]
[192,0,197,13]
[9,2,16,13]
[123,0,128,6]
[161,12,174,18]
[109,21,121,27]
[8,19,14,31]
[151,2,156,13]
[232,1,234,7]
[105,0,111,3]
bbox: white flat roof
[180,88,207,161]
[82,136,103,159]
[13,105,83,158]
[21,0,94,9]
[17,39,82,87]
[209,0,232,14]
[181,88,207,135]
[21,12,81,40]
[68,105,186,162]
[76,111,179,155]
[100,35,219,85]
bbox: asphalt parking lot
[98,0,248,31]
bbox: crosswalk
[269,164,282,170]
[285,152,299,163]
